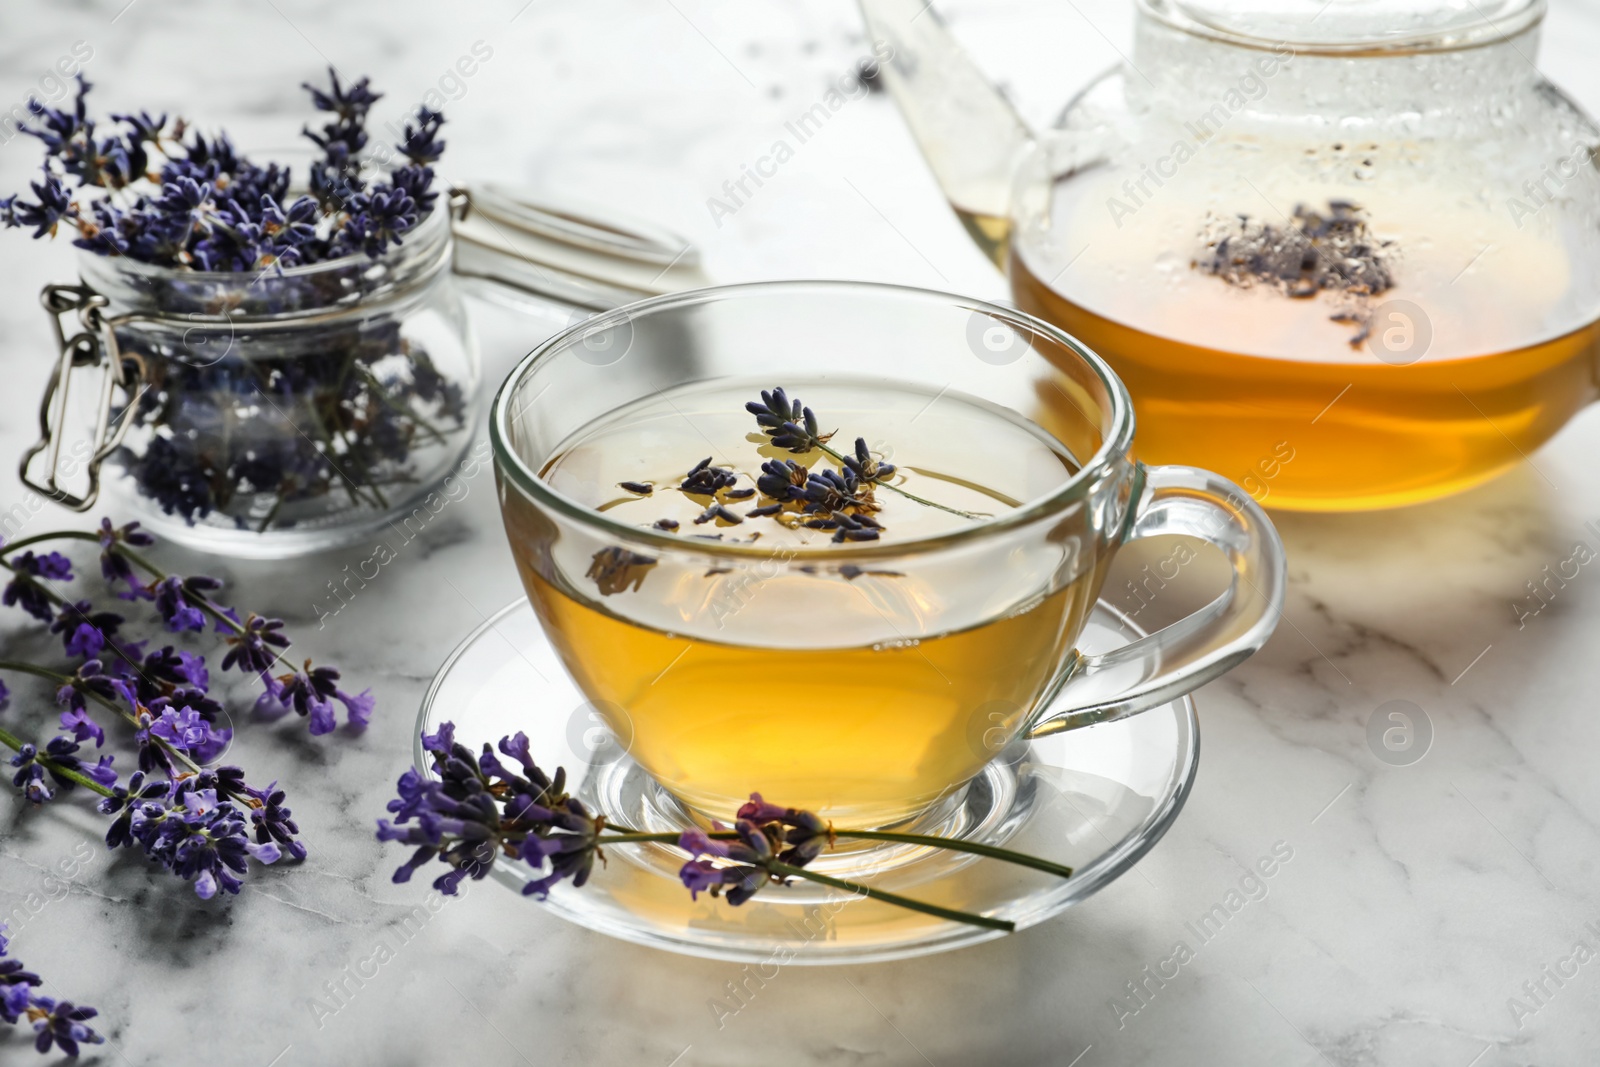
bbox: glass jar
[73,206,477,557]
[22,188,708,557]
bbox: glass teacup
[491,282,1286,828]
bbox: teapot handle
[857,0,1034,266]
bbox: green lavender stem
[597,831,1013,932]
[0,531,302,733]
[0,724,114,798]
[117,542,306,680]
[814,441,987,520]
[600,827,1074,879]
[0,532,299,679]
[764,858,1013,932]
[0,658,204,778]
[568,831,1016,932]
[827,829,1073,878]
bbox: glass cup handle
[1029,465,1287,736]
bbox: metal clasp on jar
[19,283,147,511]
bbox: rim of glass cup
[1138,0,1544,54]
[489,280,1137,562]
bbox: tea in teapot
[863,0,1600,509]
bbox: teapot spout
[859,0,1033,270]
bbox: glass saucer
[414,598,1199,964]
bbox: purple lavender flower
[756,458,810,502]
[97,517,154,591]
[28,553,72,581]
[129,704,172,774]
[0,984,26,1027]
[97,769,168,848]
[303,68,381,121]
[674,798,834,903]
[150,573,222,635]
[148,704,231,764]
[3,551,74,623]
[20,75,91,158]
[97,770,281,899]
[677,819,779,905]
[26,997,104,1057]
[256,193,318,266]
[379,721,595,897]
[56,659,133,715]
[57,707,104,748]
[389,163,438,213]
[0,939,38,1025]
[337,686,375,727]
[220,614,289,676]
[8,745,52,803]
[50,600,123,658]
[8,737,115,803]
[0,171,75,238]
[0,519,361,911]
[736,792,833,866]
[397,107,446,165]
[0,924,103,1058]
[677,859,733,900]
[133,698,230,770]
[383,725,842,908]
[679,456,738,496]
[802,468,867,513]
[841,436,896,484]
[247,781,306,862]
[423,721,456,755]
[345,186,417,256]
[265,661,371,735]
[6,73,465,529]
[123,437,212,525]
[519,805,603,899]
[747,388,830,453]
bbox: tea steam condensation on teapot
[861,0,1600,510]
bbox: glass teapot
[860,0,1600,510]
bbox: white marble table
[3,1,1600,1064]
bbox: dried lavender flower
[679,457,738,496]
[587,546,656,596]
[746,388,982,522]
[693,502,743,526]
[746,387,832,453]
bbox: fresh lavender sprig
[379,723,1076,932]
[0,924,103,1058]
[0,516,352,897]
[98,769,284,899]
[3,519,373,737]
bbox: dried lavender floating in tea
[519,377,1089,824]
[1194,200,1397,344]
